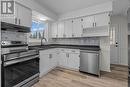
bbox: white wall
[16,0,58,21]
[111,15,128,65]
[59,1,113,20]
[100,37,111,72]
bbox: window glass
[30,20,45,39]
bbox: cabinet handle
[15,18,17,24]
[93,23,94,27]
[72,50,75,52]
[95,23,96,27]
[72,34,74,37]
[56,35,58,38]
[63,34,66,37]
[19,19,20,25]
[66,53,69,57]
[81,19,83,21]
[49,54,52,59]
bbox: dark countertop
[29,44,100,51]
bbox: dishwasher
[79,50,100,76]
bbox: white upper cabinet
[94,13,110,27]
[17,3,32,27]
[82,16,95,29]
[82,13,110,29]
[51,12,110,38]
[72,18,82,37]
[52,23,58,38]
[64,20,73,38]
[1,2,32,27]
[57,21,65,38]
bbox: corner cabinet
[39,50,58,77]
[1,2,32,28]
[40,52,50,77]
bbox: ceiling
[36,0,130,16]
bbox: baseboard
[111,64,128,67]
[57,66,79,72]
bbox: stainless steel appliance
[1,22,30,33]
[80,50,100,76]
[1,22,39,87]
[1,50,39,87]
[1,41,28,54]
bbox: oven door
[2,58,39,87]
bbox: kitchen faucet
[41,37,47,46]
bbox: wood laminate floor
[32,65,128,87]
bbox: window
[30,20,46,39]
[28,19,48,45]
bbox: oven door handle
[4,55,39,67]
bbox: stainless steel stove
[1,22,39,87]
[1,49,40,87]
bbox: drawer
[59,48,80,54]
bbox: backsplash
[50,37,100,46]
[1,30,27,42]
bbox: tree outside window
[30,20,45,39]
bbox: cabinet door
[17,3,32,27]
[94,13,110,27]
[40,52,50,77]
[58,53,68,67]
[64,20,73,38]
[72,18,82,37]
[68,53,80,69]
[50,53,58,68]
[82,16,95,28]
[52,23,58,38]
[57,22,65,38]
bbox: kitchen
[0,0,129,87]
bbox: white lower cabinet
[58,50,80,70]
[40,49,80,77]
[58,53,68,67]
[50,53,58,68]
[68,53,80,69]
[40,53,50,77]
[40,51,58,77]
